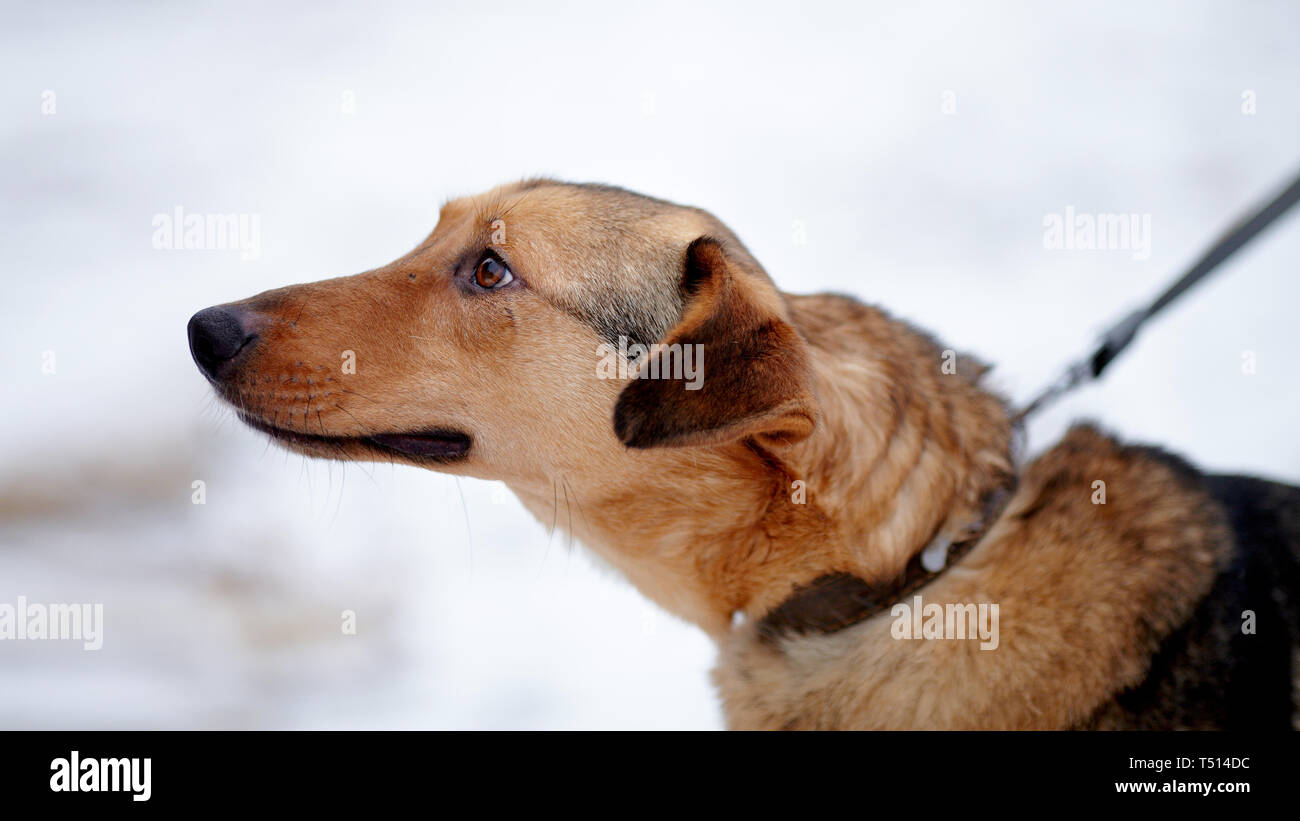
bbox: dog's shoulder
[715,424,1244,729]
[1083,469,1300,728]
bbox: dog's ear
[613,237,819,449]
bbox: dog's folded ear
[612,237,819,449]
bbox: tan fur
[716,427,1230,729]
[197,179,1237,728]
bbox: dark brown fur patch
[613,238,817,449]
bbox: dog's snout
[188,305,257,381]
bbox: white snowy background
[1,0,1297,729]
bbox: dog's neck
[512,295,1014,639]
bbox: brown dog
[188,179,1300,729]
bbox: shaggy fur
[188,179,1300,729]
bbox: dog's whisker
[565,476,592,541]
[454,476,473,577]
[328,459,347,527]
[331,403,366,436]
[337,387,380,406]
[561,477,574,553]
[539,478,559,576]
[547,479,559,539]
[299,447,311,494]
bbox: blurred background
[2,0,1297,729]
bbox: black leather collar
[756,479,1017,645]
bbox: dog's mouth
[238,413,472,463]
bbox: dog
[187,179,1300,729]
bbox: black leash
[1015,168,1300,423]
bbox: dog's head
[188,180,819,489]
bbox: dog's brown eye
[474,256,513,289]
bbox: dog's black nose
[188,305,256,381]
